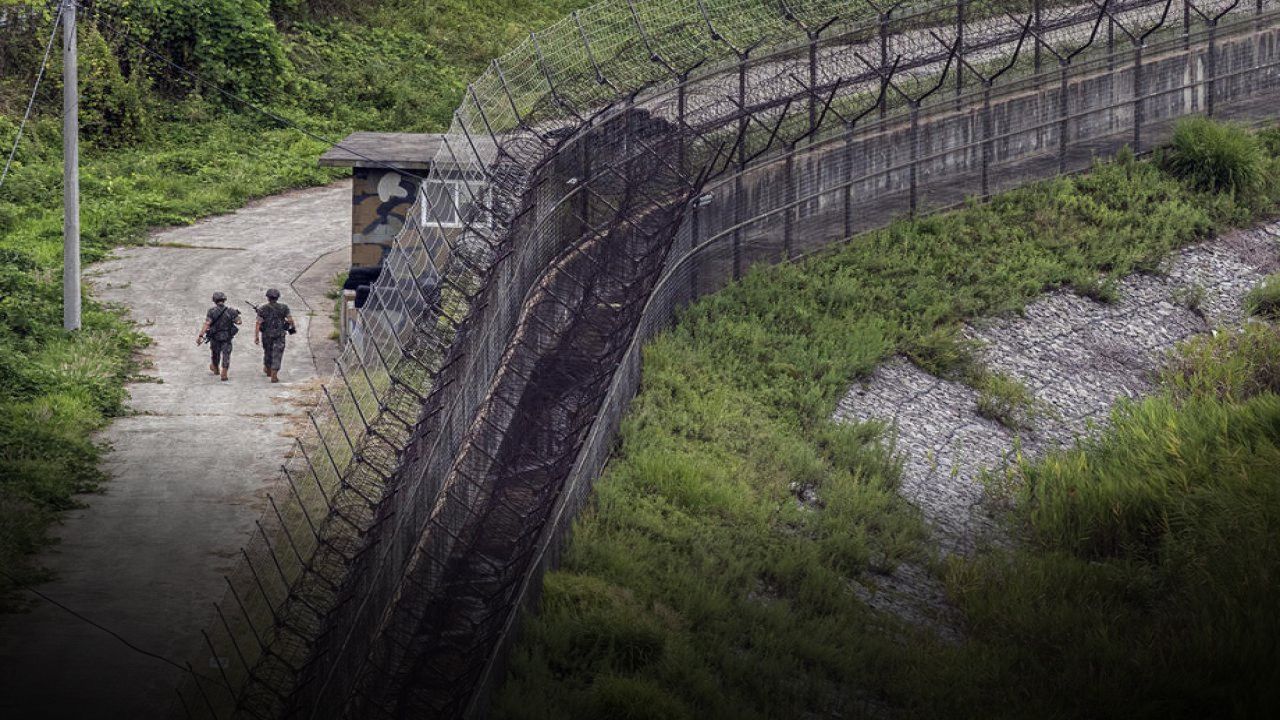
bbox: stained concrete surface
[0,181,350,718]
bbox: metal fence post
[879,11,890,120]
[843,123,855,237]
[1206,21,1218,116]
[982,80,992,197]
[733,51,747,281]
[1133,43,1144,153]
[909,100,920,215]
[1058,59,1070,173]
[1184,0,1191,48]
[689,199,700,300]
[579,123,591,235]
[1033,0,1043,72]
[809,35,819,134]
[784,146,795,259]
[1108,14,1115,72]
[677,72,688,173]
[955,0,965,101]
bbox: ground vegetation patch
[497,121,1280,719]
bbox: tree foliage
[110,0,293,103]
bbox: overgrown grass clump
[1245,272,1280,320]
[497,130,1280,718]
[1162,117,1270,197]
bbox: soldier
[196,291,242,381]
[255,288,296,383]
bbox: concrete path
[0,181,350,719]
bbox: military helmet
[212,291,227,302]
[265,288,281,300]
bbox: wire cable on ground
[0,569,195,677]
[0,1,66,192]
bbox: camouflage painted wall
[351,168,419,269]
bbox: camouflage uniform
[206,305,241,369]
[257,301,292,371]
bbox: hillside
[496,125,1280,719]
[0,0,589,600]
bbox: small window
[420,179,461,228]
[419,178,489,229]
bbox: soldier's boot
[209,363,218,374]
[263,365,271,376]
[270,369,279,384]
[220,368,229,382]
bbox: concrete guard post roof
[319,131,496,171]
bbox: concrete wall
[350,167,419,269]
[690,21,1280,278]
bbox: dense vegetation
[0,0,590,601]
[497,122,1280,719]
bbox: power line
[0,1,65,192]
[75,0,438,187]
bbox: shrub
[118,0,293,103]
[1162,117,1267,197]
[1160,322,1280,402]
[903,325,980,380]
[79,25,150,147]
[1257,123,1280,156]
[1245,273,1280,320]
[974,371,1041,430]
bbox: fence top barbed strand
[429,0,1205,210]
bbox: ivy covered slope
[497,122,1280,719]
[0,0,590,601]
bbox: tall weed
[1162,117,1268,197]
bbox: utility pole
[63,0,80,331]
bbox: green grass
[1162,117,1271,198]
[1245,273,1280,320]
[973,370,1041,430]
[953,323,1280,718]
[496,131,1280,718]
[0,0,593,603]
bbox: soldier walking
[196,291,242,381]
[255,288,296,383]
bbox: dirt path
[0,181,350,718]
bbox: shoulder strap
[210,305,229,331]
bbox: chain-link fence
[175,1,1280,718]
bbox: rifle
[245,298,297,335]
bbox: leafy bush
[1163,117,1268,196]
[903,325,980,380]
[1257,122,1280,156]
[79,24,150,146]
[112,0,293,103]
[974,371,1040,430]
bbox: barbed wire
[176,1,1280,718]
